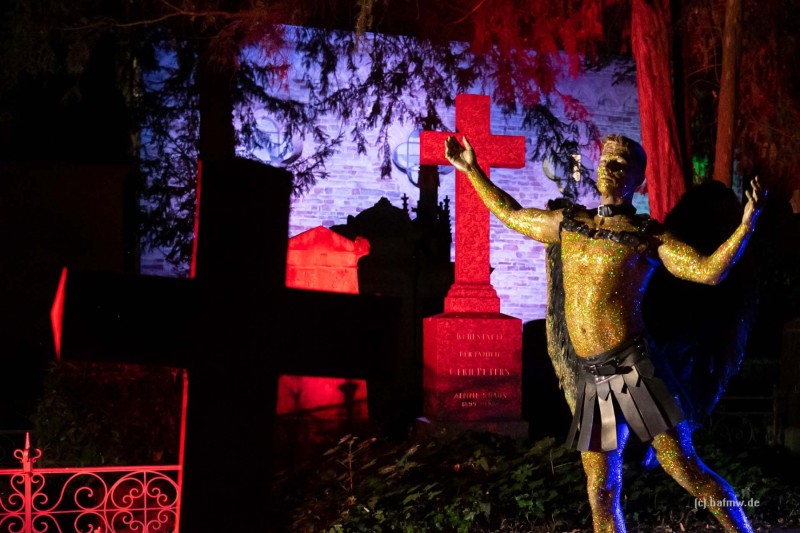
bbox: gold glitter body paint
[582,424,630,533]
[462,163,755,532]
[651,425,752,532]
[658,224,753,285]
[558,212,753,532]
[560,211,654,356]
[465,167,754,357]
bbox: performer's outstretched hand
[743,176,766,229]
[444,135,477,174]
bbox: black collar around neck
[597,203,637,218]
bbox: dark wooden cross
[54,158,400,531]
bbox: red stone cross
[420,94,526,313]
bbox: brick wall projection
[141,44,644,325]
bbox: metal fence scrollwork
[0,434,181,533]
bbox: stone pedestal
[422,312,526,437]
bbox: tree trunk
[671,0,694,185]
[631,0,686,221]
[712,0,742,187]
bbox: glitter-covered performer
[443,134,762,533]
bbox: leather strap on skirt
[566,336,684,452]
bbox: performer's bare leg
[581,423,629,533]
[651,422,754,533]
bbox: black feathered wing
[642,181,758,430]
[543,199,581,414]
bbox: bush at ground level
[271,426,800,532]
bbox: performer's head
[597,134,646,201]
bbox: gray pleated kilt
[566,336,684,452]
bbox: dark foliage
[271,426,800,532]
[33,361,184,466]
[139,24,604,273]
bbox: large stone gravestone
[419,94,527,436]
[285,226,370,293]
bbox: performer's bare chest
[558,216,656,321]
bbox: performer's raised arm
[444,135,562,243]
[658,177,765,285]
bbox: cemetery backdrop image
[141,33,645,325]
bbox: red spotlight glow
[276,375,368,420]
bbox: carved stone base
[423,311,525,435]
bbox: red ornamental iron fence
[0,434,182,533]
